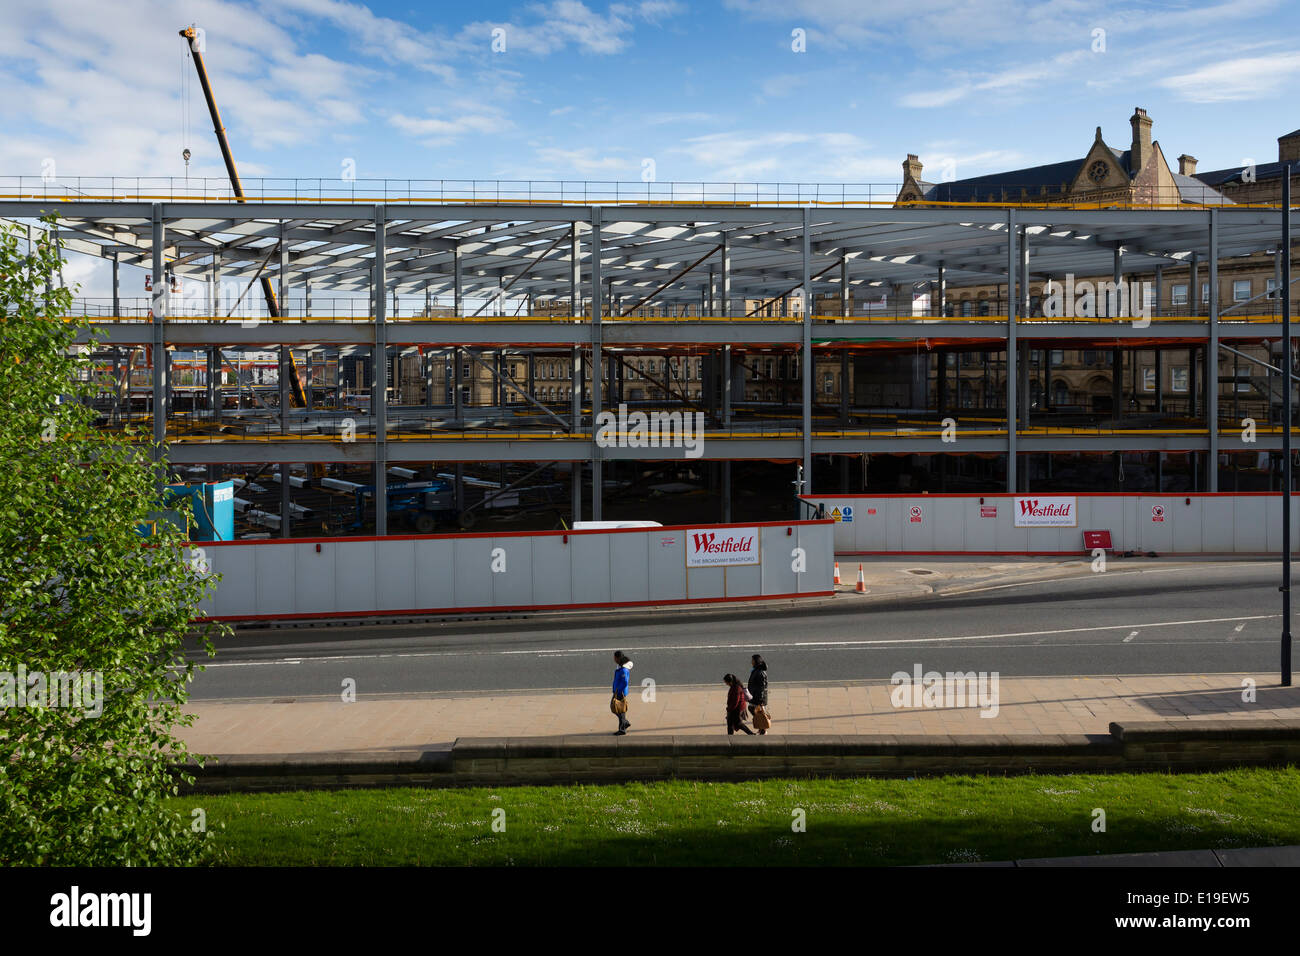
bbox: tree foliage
[0,215,222,865]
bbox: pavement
[177,671,1300,755]
[829,552,1231,601]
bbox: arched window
[1052,380,1068,406]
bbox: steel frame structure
[8,198,1296,534]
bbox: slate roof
[908,140,1232,205]
[1196,161,1295,187]
[1172,173,1233,205]
[916,148,1133,202]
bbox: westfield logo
[691,532,754,554]
[1018,498,1072,517]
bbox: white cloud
[460,0,684,57]
[1160,51,1300,102]
[533,146,631,175]
[388,108,509,142]
[901,51,1089,109]
[0,0,375,176]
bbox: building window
[1050,350,1064,365]
[1142,367,1155,391]
[1171,284,1188,306]
[1172,367,1188,392]
[823,371,833,395]
[1233,279,1251,302]
[462,363,471,379]
[1201,283,1210,305]
[1052,381,1068,406]
[1268,278,1281,299]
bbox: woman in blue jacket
[611,651,633,735]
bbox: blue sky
[3,0,1299,193]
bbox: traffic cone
[834,561,841,585]
[856,564,866,593]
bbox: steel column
[150,206,167,490]
[1208,209,1220,490]
[1006,210,1018,493]
[591,206,603,520]
[1282,166,1293,686]
[373,205,388,535]
[801,207,813,491]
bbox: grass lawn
[171,767,1300,866]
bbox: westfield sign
[1013,495,1078,527]
[686,527,760,567]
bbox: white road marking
[196,612,1279,667]
[1123,631,1139,642]
[944,562,1272,596]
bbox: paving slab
[178,673,1300,754]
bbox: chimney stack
[1280,130,1300,164]
[1178,154,1198,176]
[903,153,923,182]
[1130,107,1152,173]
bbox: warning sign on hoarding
[909,505,923,524]
[685,527,759,567]
[830,507,842,522]
[1013,496,1077,527]
[980,505,997,518]
[842,506,853,523]
[1151,504,1165,523]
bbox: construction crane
[179,26,309,412]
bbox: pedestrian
[747,654,770,735]
[724,673,755,735]
[611,651,633,735]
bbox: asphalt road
[185,561,1294,701]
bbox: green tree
[0,215,222,865]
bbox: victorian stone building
[895,109,1297,424]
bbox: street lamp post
[1284,165,1293,687]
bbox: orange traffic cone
[834,561,841,585]
[856,564,867,593]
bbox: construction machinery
[179,26,308,410]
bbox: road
[185,561,1293,701]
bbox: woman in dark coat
[724,674,755,735]
[747,654,769,735]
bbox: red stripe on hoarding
[196,590,835,622]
